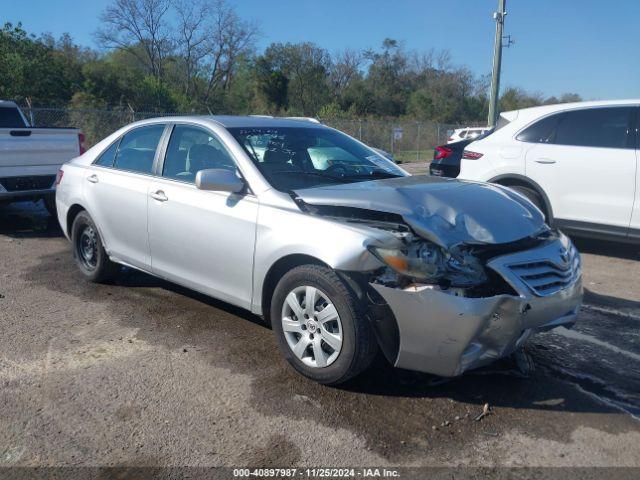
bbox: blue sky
[5,0,639,100]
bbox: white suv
[458,100,640,243]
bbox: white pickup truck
[0,100,83,216]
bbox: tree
[254,56,289,113]
[96,0,173,80]
[362,39,411,116]
[201,0,259,103]
[257,42,331,115]
[172,0,209,96]
[329,49,363,101]
[0,23,84,105]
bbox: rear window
[0,107,27,128]
[94,140,119,167]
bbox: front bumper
[371,237,583,377]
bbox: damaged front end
[302,201,583,377]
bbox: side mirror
[195,169,245,193]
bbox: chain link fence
[322,119,463,163]
[21,107,471,164]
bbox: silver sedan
[55,116,582,384]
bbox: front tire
[271,265,377,385]
[71,211,119,282]
[509,185,550,223]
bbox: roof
[503,99,640,123]
[206,115,325,129]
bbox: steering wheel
[324,161,365,177]
[324,163,349,177]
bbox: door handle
[87,174,99,183]
[534,158,556,164]
[150,190,168,202]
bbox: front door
[147,124,258,309]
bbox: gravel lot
[1,192,640,470]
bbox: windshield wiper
[347,171,404,180]
[268,170,353,183]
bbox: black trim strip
[554,219,640,244]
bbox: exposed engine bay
[301,201,556,299]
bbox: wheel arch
[260,254,329,324]
[488,174,555,225]
[66,203,87,238]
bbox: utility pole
[487,0,507,128]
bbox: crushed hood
[294,175,546,248]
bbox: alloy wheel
[280,285,343,368]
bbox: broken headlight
[369,241,488,286]
[369,243,445,282]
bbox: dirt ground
[1,198,640,473]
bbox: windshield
[228,126,407,191]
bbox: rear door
[523,107,636,232]
[84,123,167,270]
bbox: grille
[507,243,580,297]
[0,175,56,192]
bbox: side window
[162,125,237,183]
[94,140,119,167]
[516,114,561,143]
[554,107,633,149]
[113,124,165,174]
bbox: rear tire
[71,211,119,283]
[271,265,377,385]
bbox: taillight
[462,150,483,160]
[78,132,86,155]
[433,146,453,160]
[55,169,64,186]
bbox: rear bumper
[429,162,460,178]
[371,237,583,376]
[0,174,56,201]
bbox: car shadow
[98,265,624,417]
[333,350,638,421]
[570,235,640,260]
[584,287,640,311]
[113,266,267,329]
[0,201,63,238]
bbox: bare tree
[173,0,209,95]
[330,49,362,97]
[201,0,259,102]
[96,0,172,79]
